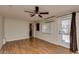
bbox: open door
[29,23,33,39]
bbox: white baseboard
[35,37,69,49]
[6,37,29,42]
[0,37,29,50]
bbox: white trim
[6,37,29,42]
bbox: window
[41,22,51,34]
[60,15,71,43]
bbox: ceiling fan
[24,6,49,18]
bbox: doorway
[29,23,33,39]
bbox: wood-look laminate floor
[0,38,72,54]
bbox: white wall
[0,16,32,49]
[76,12,79,52]
[0,16,31,49]
[5,18,30,42]
[34,18,59,45]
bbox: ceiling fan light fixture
[24,6,49,18]
[35,14,38,16]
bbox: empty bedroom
[0,5,79,54]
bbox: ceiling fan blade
[35,6,39,13]
[39,15,42,18]
[30,14,35,17]
[24,10,33,13]
[40,12,49,14]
